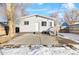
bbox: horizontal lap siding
[19,16,36,32]
[19,15,54,32]
[36,17,54,32]
[69,25,79,34]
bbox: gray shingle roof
[0,22,8,27]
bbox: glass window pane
[24,21,29,25]
[41,21,47,26]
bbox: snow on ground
[0,45,79,55]
[59,33,79,43]
[1,45,30,55]
[0,33,79,55]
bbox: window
[24,21,29,25]
[50,22,52,26]
[41,21,47,26]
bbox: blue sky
[26,3,63,16]
[24,3,79,24]
[1,3,79,23]
[25,3,79,17]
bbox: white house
[17,14,55,33]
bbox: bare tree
[5,3,29,38]
[0,3,30,44]
[51,11,60,36]
[0,4,7,22]
[6,3,16,38]
[64,9,79,25]
[13,3,30,26]
[14,3,29,19]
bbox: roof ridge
[16,14,55,20]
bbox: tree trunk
[8,18,15,38]
[6,3,16,38]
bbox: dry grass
[0,35,15,44]
[0,33,78,48]
[0,36,9,44]
[58,36,79,45]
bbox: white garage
[17,14,55,33]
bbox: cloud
[37,3,44,5]
[47,10,53,14]
[62,3,76,9]
[47,10,54,14]
[0,5,7,22]
[47,10,58,14]
[58,13,63,18]
[27,8,49,11]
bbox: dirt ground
[58,37,79,44]
[4,33,58,45]
[0,33,78,46]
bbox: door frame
[35,22,39,32]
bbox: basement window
[41,21,47,26]
[24,21,29,25]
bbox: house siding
[0,25,6,35]
[69,24,79,34]
[19,15,54,32]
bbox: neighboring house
[0,22,8,35]
[61,22,69,29]
[74,21,79,24]
[17,14,55,33]
[0,21,20,36]
[69,24,79,34]
[60,22,69,33]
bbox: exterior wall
[69,24,79,34]
[19,16,36,32]
[36,17,54,32]
[59,27,69,33]
[0,25,6,35]
[19,16,54,32]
